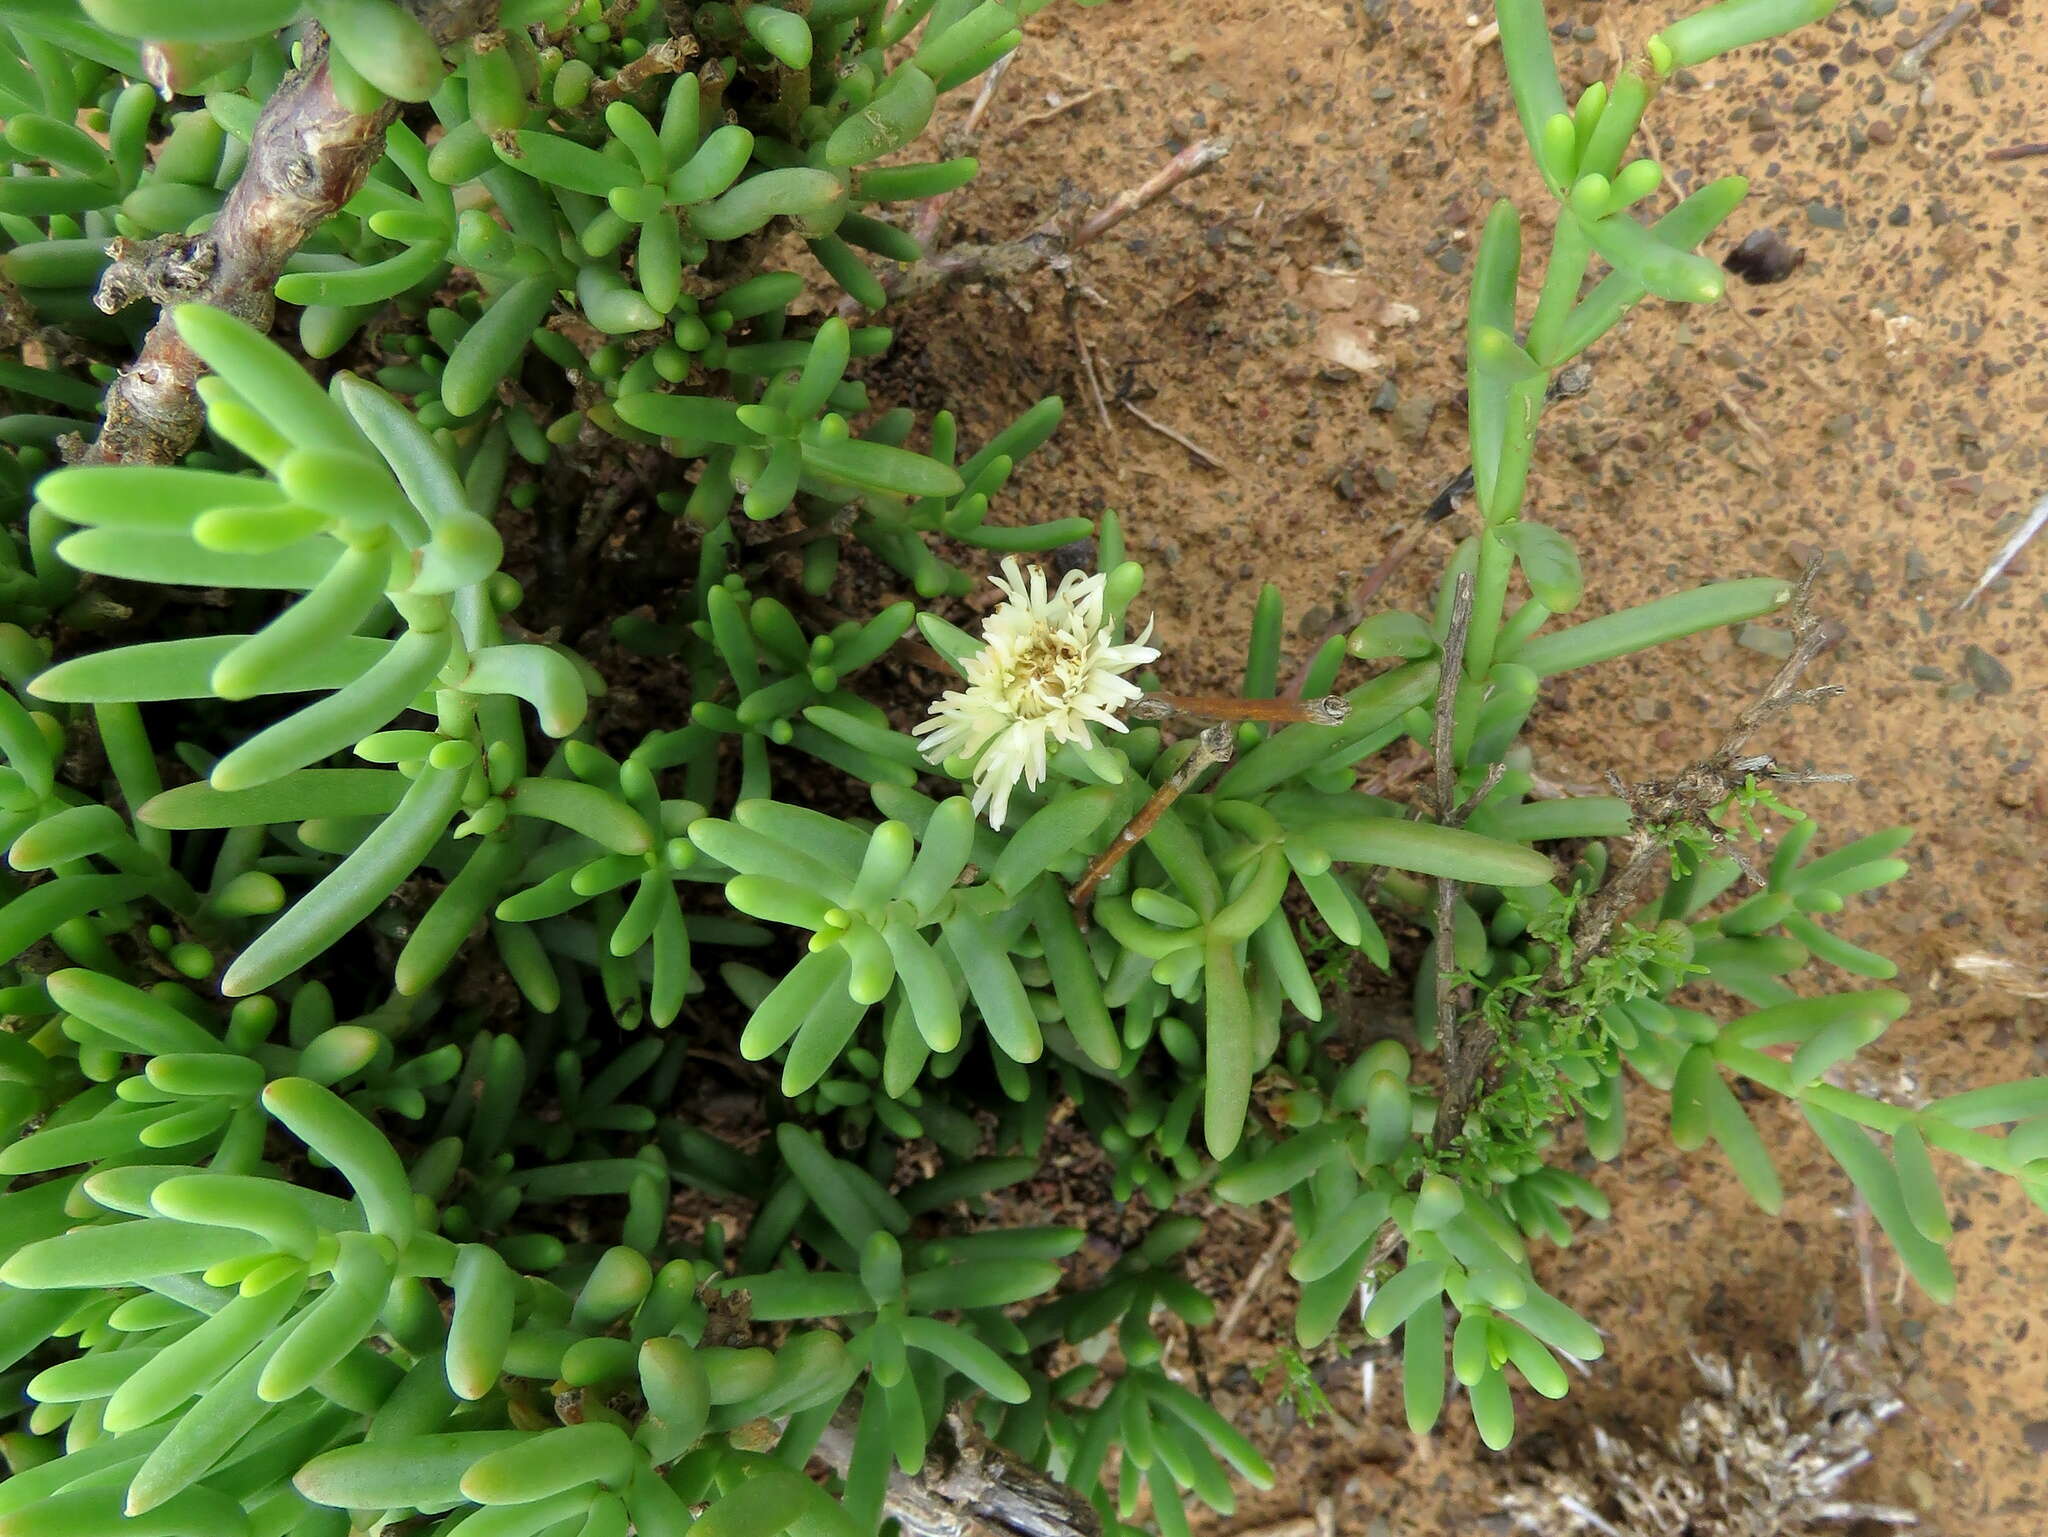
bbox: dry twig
[1447,19,1501,104]
[812,1406,1100,1537]
[960,54,1017,139]
[1061,281,1117,442]
[1004,84,1120,138]
[588,32,697,107]
[1068,723,1233,924]
[1070,691,1347,914]
[1716,389,1779,464]
[1888,2,1976,83]
[1216,1223,1291,1343]
[1560,559,1847,974]
[1950,951,2048,999]
[876,138,1231,308]
[1499,1312,1914,1536]
[1954,491,2047,611]
[1118,398,1232,472]
[911,54,1016,250]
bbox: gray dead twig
[811,1405,1100,1537]
[875,137,1232,308]
[1428,574,1511,1148]
[1889,2,1976,83]
[1950,951,2048,999]
[1559,558,1849,973]
[1003,83,1120,138]
[1954,491,2047,611]
[1498,1311,1915,1536]
[1119,397,1232,472]
[1059,274,1116,446]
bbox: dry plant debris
[1498,1322,1915,1537]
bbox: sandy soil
[870,0,2048,1530]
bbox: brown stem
[1131,692,1348,726]
[1071,138,1233,248]
[1069,722,1233,925]
[75,5,500,467]
[588,32,697,107]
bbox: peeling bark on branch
[76,4,500,466]
[811,1407,1101,1537]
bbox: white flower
[914,557,1158,829]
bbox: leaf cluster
[1,3,2042,1534]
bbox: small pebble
[1963,645,2013,696]
[1725,227,1804,284]
[1805,202,1847,230]
[1392,395,1438,444]
[1736,623,1795,659]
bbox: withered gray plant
[1497,1318,1916,1537]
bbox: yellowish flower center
[1006,631,1082,716]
